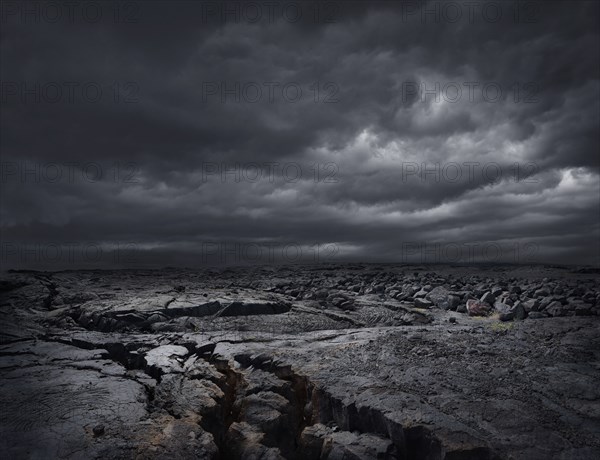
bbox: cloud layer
[1,0,599,268]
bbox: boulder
[480,291,496,304]
[414,298,433,308]
[426,287,459,310]
[546,300,567,317]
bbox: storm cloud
[1,0,599,268]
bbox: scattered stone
[499,312,514,322]
[414,298,433,308]
[511,301,527,320]
[491,286,504,297]
[573,302,593,316]
[523,299,540,312]
[403,286,417,297]
[535,287,550,297]
[546,301,567,317]
[414,289,428,298]
[493,301,512,315]
[480,291,496,304]
[426,287,459,310]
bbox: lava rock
[499,312,514,322]
[414,298,433,308]
[546,301,567,317]
[414,289,428,299]
[510,285,522,294]
[480,291,496,304]
[511,301,527,320]
[494,301,512,315]
[535,287,550,298]
[426,287,459,310]
[144,345,189,376]
[491,286,504,297]
[523,299,540,312]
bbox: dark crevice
[205,356,246,456]
[230,353,500,460]
[38,336,500,459]
[234,353,400,459]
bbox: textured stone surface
[1,265,599,459]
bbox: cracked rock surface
[1,264,599,459]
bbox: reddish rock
[466,299,492,316]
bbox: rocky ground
[0,264,599,459]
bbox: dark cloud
[1,0,599,268]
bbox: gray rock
[499,312,514,322]
[339,300,356,311]
[540,296,553,309]
[480,291,496,304]
[535,287,550,298]
[426,286,459,310]
[373,284,386,293]
[546,301,567,317]
[226,422,284,459]
[414,298,433,308]
[573,302,593,316]
[473,284,488,297]
[510,285,522,294]
[523,299,540,312]
[315,289,329,299]
[404,286,417,297]
[493,301,512,315]
[300,424,331,458]
[146,313,167,323]
[414,289,428,298]
[510,302,527,320]
[144,345,189,375]
[491,286,504,297]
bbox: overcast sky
[1,0,599,268]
